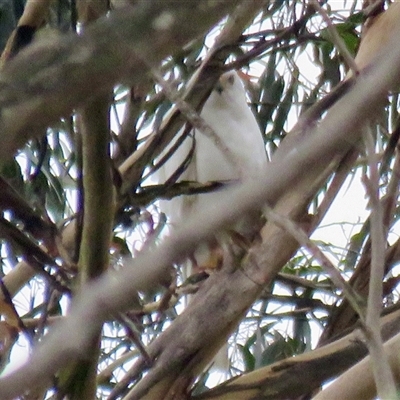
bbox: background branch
[0,0,242,163]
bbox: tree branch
[193,306,400,400]
[0,0,242,163]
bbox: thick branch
[193,307,400,400]
[0,0,241,163]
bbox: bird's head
[208,70,249,111]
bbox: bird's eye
[227,74,235,85]
[215,84,224,94]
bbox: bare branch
[195,307,400,400]
[0,0,242,163]
[362,127,397,398]
[264,205,366,321]
[312,329,400,400]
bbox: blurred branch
[17,0,51,26]
[0,217,69,292]
[78,98,113,283]
[226,0,323,71]
[133,181,229,208]
[313,329,400,400]
[362,127,397,398]
[321,233,400,344]
[264,205,366,320]
[0,176,57,246]
[56,2,114,398]
[0,0,242,163]
[0,0,52,63]
[321,130,400,344]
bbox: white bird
[156,70,267,273]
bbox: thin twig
[264,205,366,323]
[362,126,398,399]
[312,329,400,400]
[312,149,359,231]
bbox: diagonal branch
[193,306,400,400]
[0,0,243,163]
